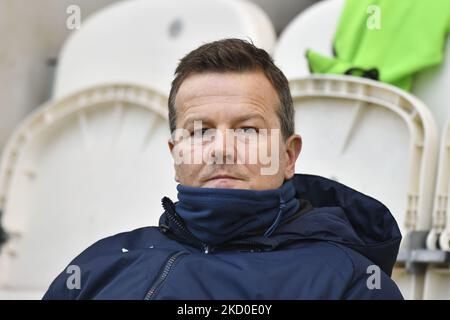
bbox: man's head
[168,38,302,190]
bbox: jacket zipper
[161,197,213,254]
[144,251,188,300]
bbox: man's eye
[192,128,212,136]
[240,127,258,134]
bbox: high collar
[163,179,303,246]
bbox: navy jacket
[43,174,404,299]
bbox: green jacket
[307,0,450,90]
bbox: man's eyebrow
[234,113,266,123]
[181,113,267,128]
[181,116,212,127]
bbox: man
[43,39,403,299]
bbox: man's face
[168,71,302,190]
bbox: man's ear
[168,138,180,183]
[168,138,175,154]
[284,134,302,180]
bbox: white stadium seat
[289,75,438,299]
[422,117,450,300]
[53,0,276,98]
[0,84,174,299]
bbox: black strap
[344,67,380,80]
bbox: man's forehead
[181,95,268,110]
[175,71,279,111]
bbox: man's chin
[202,178,248,189]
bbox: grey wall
[251,0,318,34]
[0,0,120,150]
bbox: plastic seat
[427,120,450,252]
[0,84,175,298]
[274,0,450,131]
[290,75,438,299]
[53,0,276,98]
[274,0,344,80]
[420,118,450,300]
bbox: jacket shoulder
[42,226,175,300]
[327,242,404,300]
[73,226,167,260]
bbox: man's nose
[209,127,235,164]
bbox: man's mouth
[204,174,245,188]
[207,175,240,181]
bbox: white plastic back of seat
[0,84,176,298]
[274,0,344,80]
[422,118,450,299]
[291,75,438,299]
[427,72,450,251]
[429,120,450,252]
[53,0,276,99]
[292,75,437,235]
[411,37,450,134]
